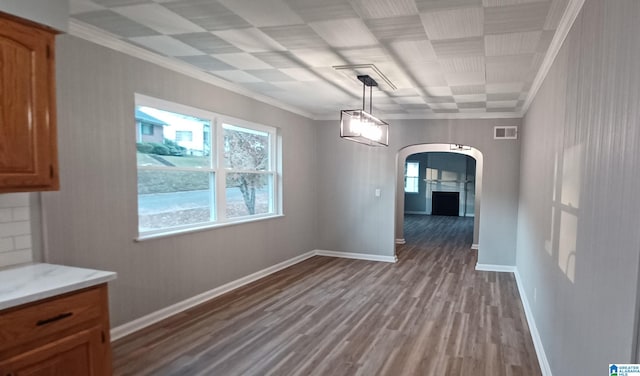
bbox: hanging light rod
[339,75,390,147]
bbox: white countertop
[0,263,117,310]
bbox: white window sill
[135,214,284,242]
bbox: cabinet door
[0,14,58,192]
[0,327,107,376]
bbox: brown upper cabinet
[0,12,58,193]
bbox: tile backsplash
[0,193,32,267]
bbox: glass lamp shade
[340,109,389,147]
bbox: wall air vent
[494,126,518,140]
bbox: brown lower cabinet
[0,284,112,376]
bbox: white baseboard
[514,269,552,376]
[474,263,516,273]
[471,243,479,250]
[314,250,398,263]
[111,249,397,341]
[110,250,316,341]
[395,238,406,245]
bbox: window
[175,130,193,142]
[141,123,154,135]
[135,94,280,238]
[405,161,419,193]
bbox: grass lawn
[137,152,210,168]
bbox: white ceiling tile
[389,39,437,62]
[424,86,453,96]
[160,1,251,31]
[482,0,547,6]
[484,2,550,34]
[290,48,346,67]
[459,108,486,113]
[420,7,483,40]
[212,70,264,83]
[393,96,426,104]
[487,92,520,100]
[486,54,532,82]
[487,100,518,108]
[284,0,359,22]
[260,25,328,50]
[454,94,487,102]
[416,0,482,12]
[451,84,486,95]
[113,3,205,34]
[389,88,421,97]
[217,0,303,27]
[445,71,485,86]
[365,15,426,41]
[457,101,485,108]
[252,51,302,68]
[412,69,448,86]
[486,82,524,93]
[70,0,105,14]
[374,62,414,89]
[214,53,274,70]
[544,0,570,30]
[439,56,484,73]
[431,37,484,58]
[213,28,286,53]
[129,35,205,56]
[310,18,378,48]
[280,68,320,81]
[485,31,541,56]
[339,47,391,64]
[428,103,458,109]
[375,103,406,111]
[349,0,419,19]
[406,108,434,114]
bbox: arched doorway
[395,144,484,252]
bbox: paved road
[138,188,266,214]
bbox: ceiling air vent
[494,126,518,140]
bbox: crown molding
[314,111,523,121]
[521,0,586,114]
[67,19,314,119]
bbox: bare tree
[224,129,268,214]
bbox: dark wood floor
[112,215,540,376]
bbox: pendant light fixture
[340,75,389,147]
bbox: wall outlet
[375,188,381,197]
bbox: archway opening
[395,144,484,258]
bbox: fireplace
[431,191,459,216]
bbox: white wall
[41,36,318,327]
[516,0,640,373]
[0,193,32,267]
[315,118,520,266]
[0,0,68,31]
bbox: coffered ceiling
[69,0,575,119]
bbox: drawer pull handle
[36,312,73,326]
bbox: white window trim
[404,160,420,194]
[134,93,282,240]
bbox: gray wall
[0,0,68,31]
[516,0,640,373]
[41,36,318,326]
[316,118,521,266]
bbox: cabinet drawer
[0,286,104,353]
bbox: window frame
[135,94,282,241]
[404,160,420,194]
[140,122,154,135]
